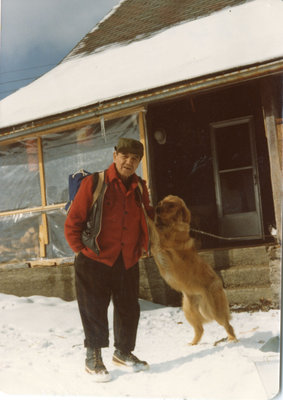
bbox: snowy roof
[0,0,283,130]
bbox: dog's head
[155,195,191,227]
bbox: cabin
[0,0,282,309]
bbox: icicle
[100,116,106,143]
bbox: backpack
[65,169,105,214]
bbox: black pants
[75,252,140,352]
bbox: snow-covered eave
[0,0,283,135]
[1,57,282,142]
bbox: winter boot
[112,349,149,372]
[85,348,111,382]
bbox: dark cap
[115,138,144,158]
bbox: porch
[0,243,280,311]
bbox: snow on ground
[0,293,280,400]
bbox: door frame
[210,115,264,240]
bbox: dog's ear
[182,206,191,224]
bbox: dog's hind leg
[214,316,237,343]
[183,294,205,345]
[213,290,237,342]
[221,320,237,342]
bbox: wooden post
[260,78,282,243]
[37,137,49,256]
[138,111,150,185]
[276,118,283,169]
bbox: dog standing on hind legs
[147,195,237,345]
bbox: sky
[0,0,120,101]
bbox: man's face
[113,151,141,180]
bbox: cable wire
[0,76,38,86]
[0,63,56,75]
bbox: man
[65,138,154,382]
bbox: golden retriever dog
[147,195,237,345]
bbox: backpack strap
[91,170,105,208]
[137,178,143,197]
[135,177,144,205]
[91,171,142,208]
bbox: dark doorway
[146,82,275,249]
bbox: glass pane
[42,113,141,205]
[0,139,41,211]
[215,123,252,170]
[46,209,73,258]
[220,169,256,215]
[0,212,41,264]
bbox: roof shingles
[64,0,247,60]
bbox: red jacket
[64,163,154,269]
